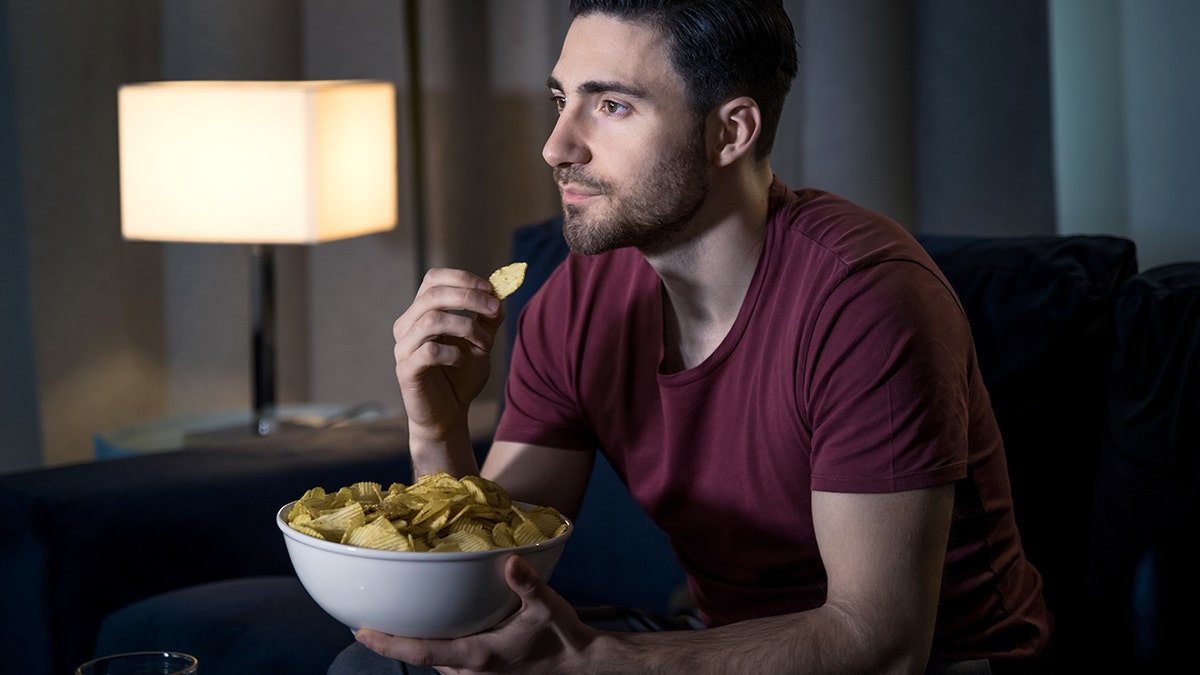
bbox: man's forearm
[407,418,479,479]
[584,606,928,675]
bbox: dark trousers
[326,606,698,674]
[328,607,1011,674]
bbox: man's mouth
[559,183,601,205]
[553,167,606,206]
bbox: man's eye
[550,95,566,113]
[603,100,628,114]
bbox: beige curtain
[414,0,569,274]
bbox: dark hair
[569,0,799,161]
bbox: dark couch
[2,220,1196,674]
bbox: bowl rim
[277,499,573,561]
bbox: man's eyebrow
[546,76,646,99]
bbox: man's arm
[359,483,955,674]
[482,440,594,520]
[584,484,954,674]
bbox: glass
[75,651,198,675]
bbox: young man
[344,1,1053,672]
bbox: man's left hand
[355,555,595,674]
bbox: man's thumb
[506,554,544,598]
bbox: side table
[93,403,395,460]
[93,399,499,460]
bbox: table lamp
[118,80,398,435]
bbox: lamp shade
[118,80,398,244]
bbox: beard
[554,129,710,256]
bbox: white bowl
[277,500,573,638]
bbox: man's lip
[559,183,600,204]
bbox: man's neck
[648,164,774,372]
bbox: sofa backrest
[1088,261,1200,670]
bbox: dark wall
[0,0,42,472]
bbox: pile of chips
[285,471,567,553]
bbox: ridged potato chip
[285,471,565,553]
[488,262,528,300]
[346,516,411,551]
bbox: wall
[7,0,165,469]
[1051,0,1200,269]
[0,0,40,473]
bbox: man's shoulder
[769,183,929,272]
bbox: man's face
[544,15,710,256]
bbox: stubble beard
[555,131,710,257]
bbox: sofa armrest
[0,418,414,675]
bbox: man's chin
[561,211,613,256]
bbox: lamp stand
[250,243,277,435]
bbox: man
[340,1,1053,672]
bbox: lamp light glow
[118,80,397,244]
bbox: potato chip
[491,522,518,549]
[348,481,383,504]
[346,516,411,552]
[512,519,547,546]
[308,502,366,540]
[517,506,569,538]
[285,470,566,554]
[288,522,326,540]
[434,530,494,553]
[488,262,528,300]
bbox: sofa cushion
[1088,262,1200,670]
[916,233,1137,660]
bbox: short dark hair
[569,0,799,161]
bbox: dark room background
[2,0,1196,472]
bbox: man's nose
[542,109,590,167]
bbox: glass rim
[75,651,198,674]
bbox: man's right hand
[392,268,504,474]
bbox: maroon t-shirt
[496,181,1052,661]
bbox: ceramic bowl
[277,501,572,638]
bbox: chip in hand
[488,262,528,300]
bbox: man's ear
[708,96,761,167]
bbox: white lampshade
[118,80,398,244]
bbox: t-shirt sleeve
[805,260,972,493]
[494,263,600,451]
